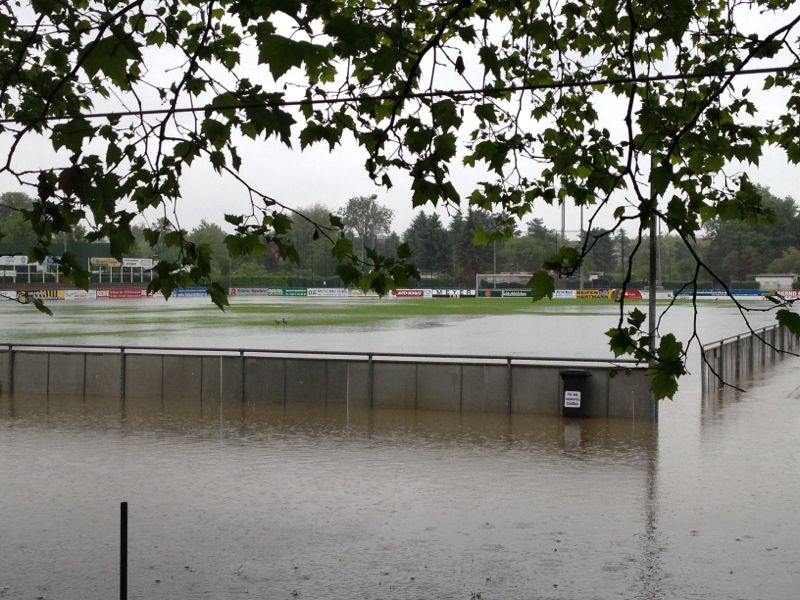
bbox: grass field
[70,297,641,328]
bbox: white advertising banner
[64,289,97,301]
[553,289,577,299]
[307,288,348,297]
[122,258,154,268]
[0,255,28,266]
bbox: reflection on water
[0,302,798,599]
[1,391,664,600]
[2,363,799,600]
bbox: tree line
[4,186,798,289]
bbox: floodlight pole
[648,154,659,420]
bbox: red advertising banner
[97,288,150,299]
[393,289,424,297]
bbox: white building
[755,273,798,291]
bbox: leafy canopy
[2,0,800,397]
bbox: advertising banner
[14,289,65,302]
[479,289,533,298]
[0,255,28,266]
[90,257,122,267]
[553,289,577,299]
[431,289,477,298]
[64,289,97,301]
[576,289,602,299]
[673,289,766,300]
[501,290,531,298]
[346,289,380,298]
[229,287,284,297]
[97,288,150,299]
[174,287,208,297]
[307,288,348,297]
[122,258,154,268]
[284,288,308,297]
[393,289,424,297]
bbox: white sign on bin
[564,390,581,408]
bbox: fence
[0,342,655,420]
[701,324,799,393]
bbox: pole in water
[120,501,128,600]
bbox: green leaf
[336,262,361,285]
[52,117,94,154]
[627,308,646,329]
[201,118,230,150]
[776,309,800,335]
[474,103,497,124]
[649,334,686,400]
[529,270,555,301]
[606,327,635,357]
[81,28,142,85]
[650,162,672,197]
[431,99,461,131]
[32,297,53,316]
[332,237,354,261]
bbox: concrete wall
[0,348,654,420]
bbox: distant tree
[768,247,800,274]
[287,204,339,276]
[703,188,800,282]
[338,196,394,262]
[0,191,32,219]
[189,220,230,276]
[0,192,37,245]
[450,209,494,285]
[585,228,616,276]
[404,213,450,275]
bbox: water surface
[0,301,797,599]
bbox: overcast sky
[1,3,798,240]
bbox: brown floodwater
[0,302,798,599]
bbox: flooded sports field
[1,299,798,599]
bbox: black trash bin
[560,369,592,417]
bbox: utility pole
[649,153,660,420]
[579,204,585,290]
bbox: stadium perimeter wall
[0,348,654,420]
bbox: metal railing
[0,340,640,365]
[701,324,799,393]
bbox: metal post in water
[734,336,741,379]
[120,501,128,600]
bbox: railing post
[240,350,245,402]
[734,336,741,379]
[368,354,374,408]
[717,343,724,388]
[506,357,512,412]
[119,347,126,401]
[6,344,13,396]
[700,348,707,393]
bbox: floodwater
[0,300,798,599]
